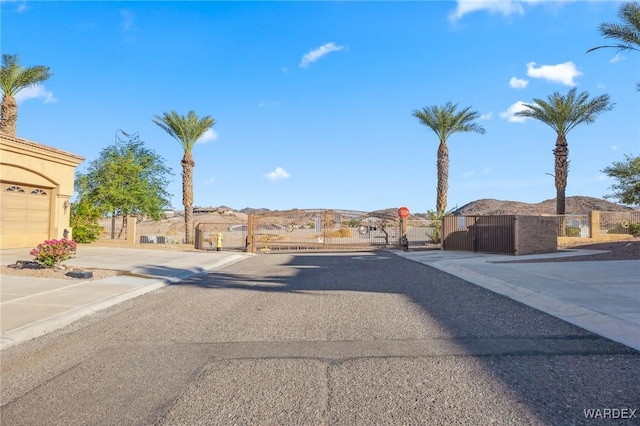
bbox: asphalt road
[1,252,638,425]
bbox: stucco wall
[0,133,84,248]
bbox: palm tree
[0,54,52,135]
[515,88,614,215]
[152,110,215,244]
[413,102,486,214]
[587,2,640,90]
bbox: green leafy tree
[70,199,104,243]
[0,54,52,135]
[75,135,173,233]
[515,88,614,215]
[152,110,215,244]
[412,102,485,215]
[587,2,640,90]
[601,154,640,206]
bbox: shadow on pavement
[174,252,640,424]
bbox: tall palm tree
[515,88,614,215]
[152,110,215,244]
[587,2,640,90]
[413,102,486,215]
[0,54,51,135]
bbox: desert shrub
[70,201,103,243]
[30,238,77,268]
[564,226,581,237]
[257,234,284,242]
[607,223,640,236]
[328,228,352,238]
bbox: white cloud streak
[450,0,525,21]
[300,42,345,68]
[526,61,582,86]
[509,77,529,89]
[499,101,529,123]
[610,54,625,63]
[15,84,56,104]
[265,167,291,181]
[197,128,218,144]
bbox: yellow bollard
[216,232,223,251]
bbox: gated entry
[442,215,515,254]
[246,209,402,253]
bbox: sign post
[398,207,410,251]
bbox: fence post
[246,214,254,253]
[590,211,600,238]
[126,216,137,244]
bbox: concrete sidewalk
[391,248,640,351]
[0,246,253,350]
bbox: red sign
[398,207,410,219]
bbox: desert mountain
[189,196,633,218]
[451,196,634,216]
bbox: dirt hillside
[451,196,635,216]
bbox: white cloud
[499,101,529,123]
[265,166,291,181]
[509,77,529,89]
[120,9,135,30]
[449,0,525,21]
[526,61,582,86]
[15,84,56,104]
[479,112,493,120]
[300,42,345,68]
[611,145,618,151]
[197,128,218,144]
[610,54,625,63]
[463,168,491,178]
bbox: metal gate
[246,209,402,253]
[442,215,515,254]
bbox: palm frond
[152,110,215,153]
[412,101,485,142]
[587,2,640,53]
[515,88,614,136]
[0,54,51,96]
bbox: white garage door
[0,182,52,249]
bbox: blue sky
[3,0,639,213]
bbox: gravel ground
[519,240,640,263]
[0,263,124,280]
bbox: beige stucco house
[0,133,84,249]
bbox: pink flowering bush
[30,238,77,268]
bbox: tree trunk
[182,152,195,244]
[553,134,569,215]
[436,140,449,215]
[0,95,18,135]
